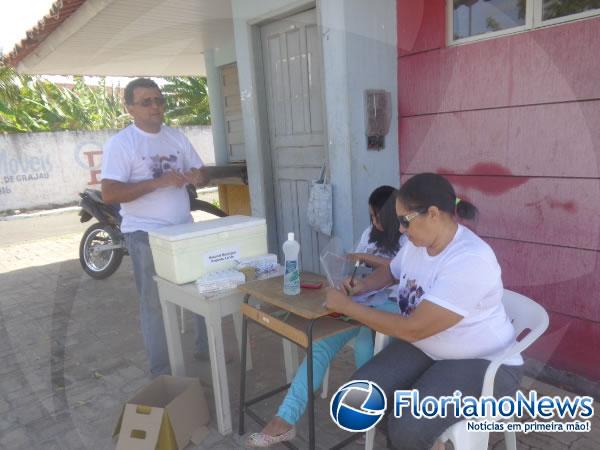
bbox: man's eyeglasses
[398,209,426,228]
[133,96,165,107]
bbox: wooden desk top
[237,273,329,320]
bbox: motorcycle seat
[85,189,104,204]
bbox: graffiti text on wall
[74,143,103,185]
[0,152,52,195]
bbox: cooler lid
[148,215,266,242]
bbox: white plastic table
[154,276,254,436]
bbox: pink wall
[397,0,600,380]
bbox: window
[448,0,600,44]
[452,0,527,41]
[541,0,600,22]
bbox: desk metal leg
[233,311,253,371]
[207,313,232,435]
[160,298,185,376]
[307,320,316,450]
[239,294,250,435]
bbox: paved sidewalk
[0,216,598,449]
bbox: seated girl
[245,185,402,447]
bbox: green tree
[0,64,211,133]
[0,64,131,133]
[162,76,211,126]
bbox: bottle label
[284,260,300,294]
[285,260,297,275]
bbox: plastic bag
[307,165,333,236]
[319,236,351,290]
[320,236,390,306]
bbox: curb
[0,206,81,221]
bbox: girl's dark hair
[397,173,478,220]
[368,185,401,256]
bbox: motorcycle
[78,184,227,279]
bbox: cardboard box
[114,376,210,450]
[148,215,268,284]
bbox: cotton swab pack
[195,269,246,294]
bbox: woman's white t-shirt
[389,224,522,365]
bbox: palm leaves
[0,64,130,133]
[0,64,211,133]
[162,76,211,126]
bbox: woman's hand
[342,276,367,297]
[346,253,364,264]
[325,287,353,313]
[347,252,390,269]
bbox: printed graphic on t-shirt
[148,154,179,178]
[397,276,424,316]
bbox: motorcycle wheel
[79,223,124,279]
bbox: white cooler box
[148,215,268,284]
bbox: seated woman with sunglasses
[325,173,522,450]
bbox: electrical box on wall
[365,89,391,150]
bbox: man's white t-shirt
[389,224,522,365]
[101,124,204,233]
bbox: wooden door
[221,63,245,161]
[261,8,328,272]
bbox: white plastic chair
[365,289,549,450]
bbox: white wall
[319,0,400,249]
[0,126,214,212]
[336,0,400,244]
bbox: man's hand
[156,170,187,189]
[324,287,353,313]
[184,167,209,187]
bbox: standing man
[101,78,210,376]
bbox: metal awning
[4,0,233,76]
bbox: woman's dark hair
[397,173,478,220]
[124,78,161,105]
[368,185,401,256]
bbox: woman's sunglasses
[398,209,427,228]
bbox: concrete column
[320,0,356,251]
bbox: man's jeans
[125,231,208,376]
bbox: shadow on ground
[0,258,373,449]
